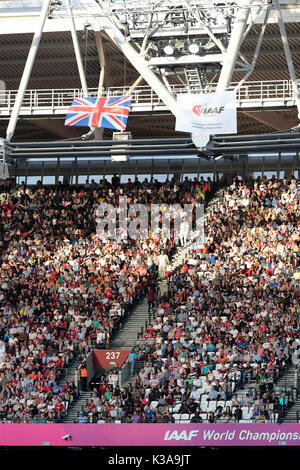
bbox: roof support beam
[94,11,177,115]
[242,111,298,132]
[65,0,88,95]
[6,0,52,143]
[216,1,251,92]
[272,0,300,121]
[234,5,272,90]
[95,31,106,94]
[3,64,300,86]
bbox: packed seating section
[80,176,299,424]
[0,176,212,422]
[0,175,298,423]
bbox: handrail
[0,79,299,113]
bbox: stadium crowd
[0,175,212,423]
[79,175,299,424]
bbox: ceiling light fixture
[188,42,200,54]
[163,44,175,56]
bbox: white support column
[160,68,173,94]
[65,0,88,96]
[6,0,52,142]
[95,31,106,96]
[273,0,300,120]
[94,31,106,140]
[234,5,271,91]
[95,15,177,115]
[216,1,251,93]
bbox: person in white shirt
[158,251,169,280]
[179,220,190,246]
[189,386,201,401]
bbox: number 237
[105,352,120,360]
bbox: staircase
[184,65,203,93]
[62,283,171,422]
[171,189,224,270]
[63,391,93,423]
[111,299,150,350]
[57,351,93,423]
[117,279,170,389]
[58,354,83,388]
[276,366,300,422]
[283,397,300,422]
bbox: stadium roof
[0,1,299,141]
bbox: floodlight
[188,42,200,54]
[163,44,175,56]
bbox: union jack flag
[65,95,132,130]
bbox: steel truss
[6,139,300,182]
[5,131,300,160]
[3,0,300,149]
[52,0,273,96]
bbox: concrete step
[116,325,147,331]
[119,325,147,330]
[122,317,149,320]
[121,318,148,322]
[125,312,148,316]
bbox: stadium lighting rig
[4,0,300,146]
[47,1,273,22]
[43,0,276,99]
[187,42,201,55]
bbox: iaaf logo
[192,104,202,117]
[192,103,225,117]
[164,430,199,441]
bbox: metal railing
[0,79,298,115]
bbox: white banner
[175,91,237,135]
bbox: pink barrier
[0,423,300,446]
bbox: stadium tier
[0,175,298,425]
[0,0,300,451]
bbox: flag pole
[95,31,106,97]
[94,31,106,139]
